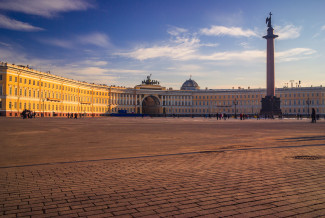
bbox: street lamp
[41,98,46,117]
[306,98,311,117]
[233,99,238,119]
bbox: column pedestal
[260,96,282,116]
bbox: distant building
[0,62,324,117]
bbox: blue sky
[0,0,324,89]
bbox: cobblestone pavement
[1,144,325,217]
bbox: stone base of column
[260,96,282,116]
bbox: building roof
[181,78,200,90]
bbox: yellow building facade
[1,62,324,117]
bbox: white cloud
[200,43,219,47]
[39,38,73,48]
[0,14,44,31]
[85,60,108,66]
[276,48,316,62]
[0,41,11,47]
[321,25,325,31]
[117,36,200,61]
[276,25,302,40]
[39,32,111,48]
[196,50,265,61]
[78,33,110,48]
[200,25,258,37]
[167,26,188,36]
[0,0,93,18]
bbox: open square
[1,118,325,217]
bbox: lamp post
[306,98,311,117]
[42,98,46,117]
[233,99,238,119]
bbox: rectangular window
[29,80,31,84]
[20,78,22,83]
[15,88,17,96]
[15,77,17,82]
[9,76,12,81]
[0,74,2,80]
[0,85,2,95]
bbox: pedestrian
[74,113,78,119]
[311,108,316,123]
[22,109,27,119]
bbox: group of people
[67,113,79,119]
[21,109,36,119]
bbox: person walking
[311,108,316,123]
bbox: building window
[15,77,17,82]
[9,76,12,81]
[9,102,12,109]
[9,87,12,95]
[0,74,2,80]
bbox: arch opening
[142,96,160,115]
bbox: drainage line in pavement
[1,143,325,169]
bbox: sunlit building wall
[0,62,324,117]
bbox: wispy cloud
[0,14,44,31]
[78,33,111,48]
[321,25,325,31]
[200,25,258,37]
[39,32,111,49]
[200,43,219,47]
[39,38,73,48]
[167,26,188,36]
[0,0,93,18]
[276,48,316,62]
[196,50,264,61]
[0,41,11,47]
[276,24,302,40]
[117,36,200,61]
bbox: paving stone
[1,119,325,217]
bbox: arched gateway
[142,96,160,115]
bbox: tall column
[260,12,282,116]
[264,28,277,97]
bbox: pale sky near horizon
[0,0,324,90]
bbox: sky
[0,0,324,90]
